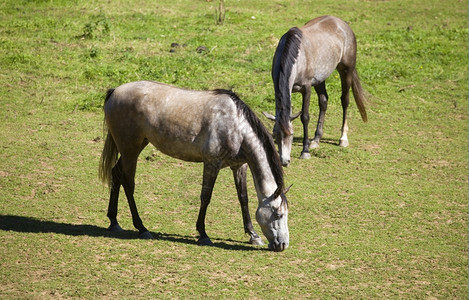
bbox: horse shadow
[293,137,339,146]
[0,214,265,252]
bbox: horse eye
[271,207,282,219]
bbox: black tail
[98,88,118,187]
[351,69,368,122]
[105,88,115,104]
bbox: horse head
[255,185,291,252]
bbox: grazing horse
[264,15,368,166]
[98,81,289,251]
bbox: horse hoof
[249,236,265,246]
[339,139,349,147]
[197,237,213,246]
[310,141,320,149]
[300,152,311,159]
[108,224,123,232]
[139,231,153,239]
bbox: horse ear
[273,185,282,199]
[284,184,293,194]
[263,111,276,121]
[290,111,302,121]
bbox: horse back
[302,15,354,38]
[296,16,356,85]
[104,81,243,162]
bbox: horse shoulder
[209,96,244,150]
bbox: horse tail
[98,89,119,187]
[351,69,368,122]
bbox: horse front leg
[300,87,312,159]
[311,82,328,149]
[231,164,264,246]
[196,161,221,246]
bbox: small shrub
[81,13,110,39]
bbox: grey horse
[264,15,368,166]
[99,81,289,251]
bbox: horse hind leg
[338,67,353,147]
[231,164,264,246]
[107,157,124,232]
[119,139,152,239]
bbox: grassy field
[1,0,467,298]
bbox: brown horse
[264,15,368,166]
[99,81,289,251]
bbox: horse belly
[311,66,335,86]
[146,130,205,162]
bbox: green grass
[0,0,467,298]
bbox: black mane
[212,89,285,197]
[274,27,302,134]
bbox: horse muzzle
[268,241,289,252]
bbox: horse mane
[275,27,303,134]
[212,89,285,197]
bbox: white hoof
[310,141,320,149]
[300,152,311,159]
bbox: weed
[80,13,110,39]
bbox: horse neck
[274,58,297,132]
[242,128,278,203]
[249,154,278,204]
[274,27,302,121]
